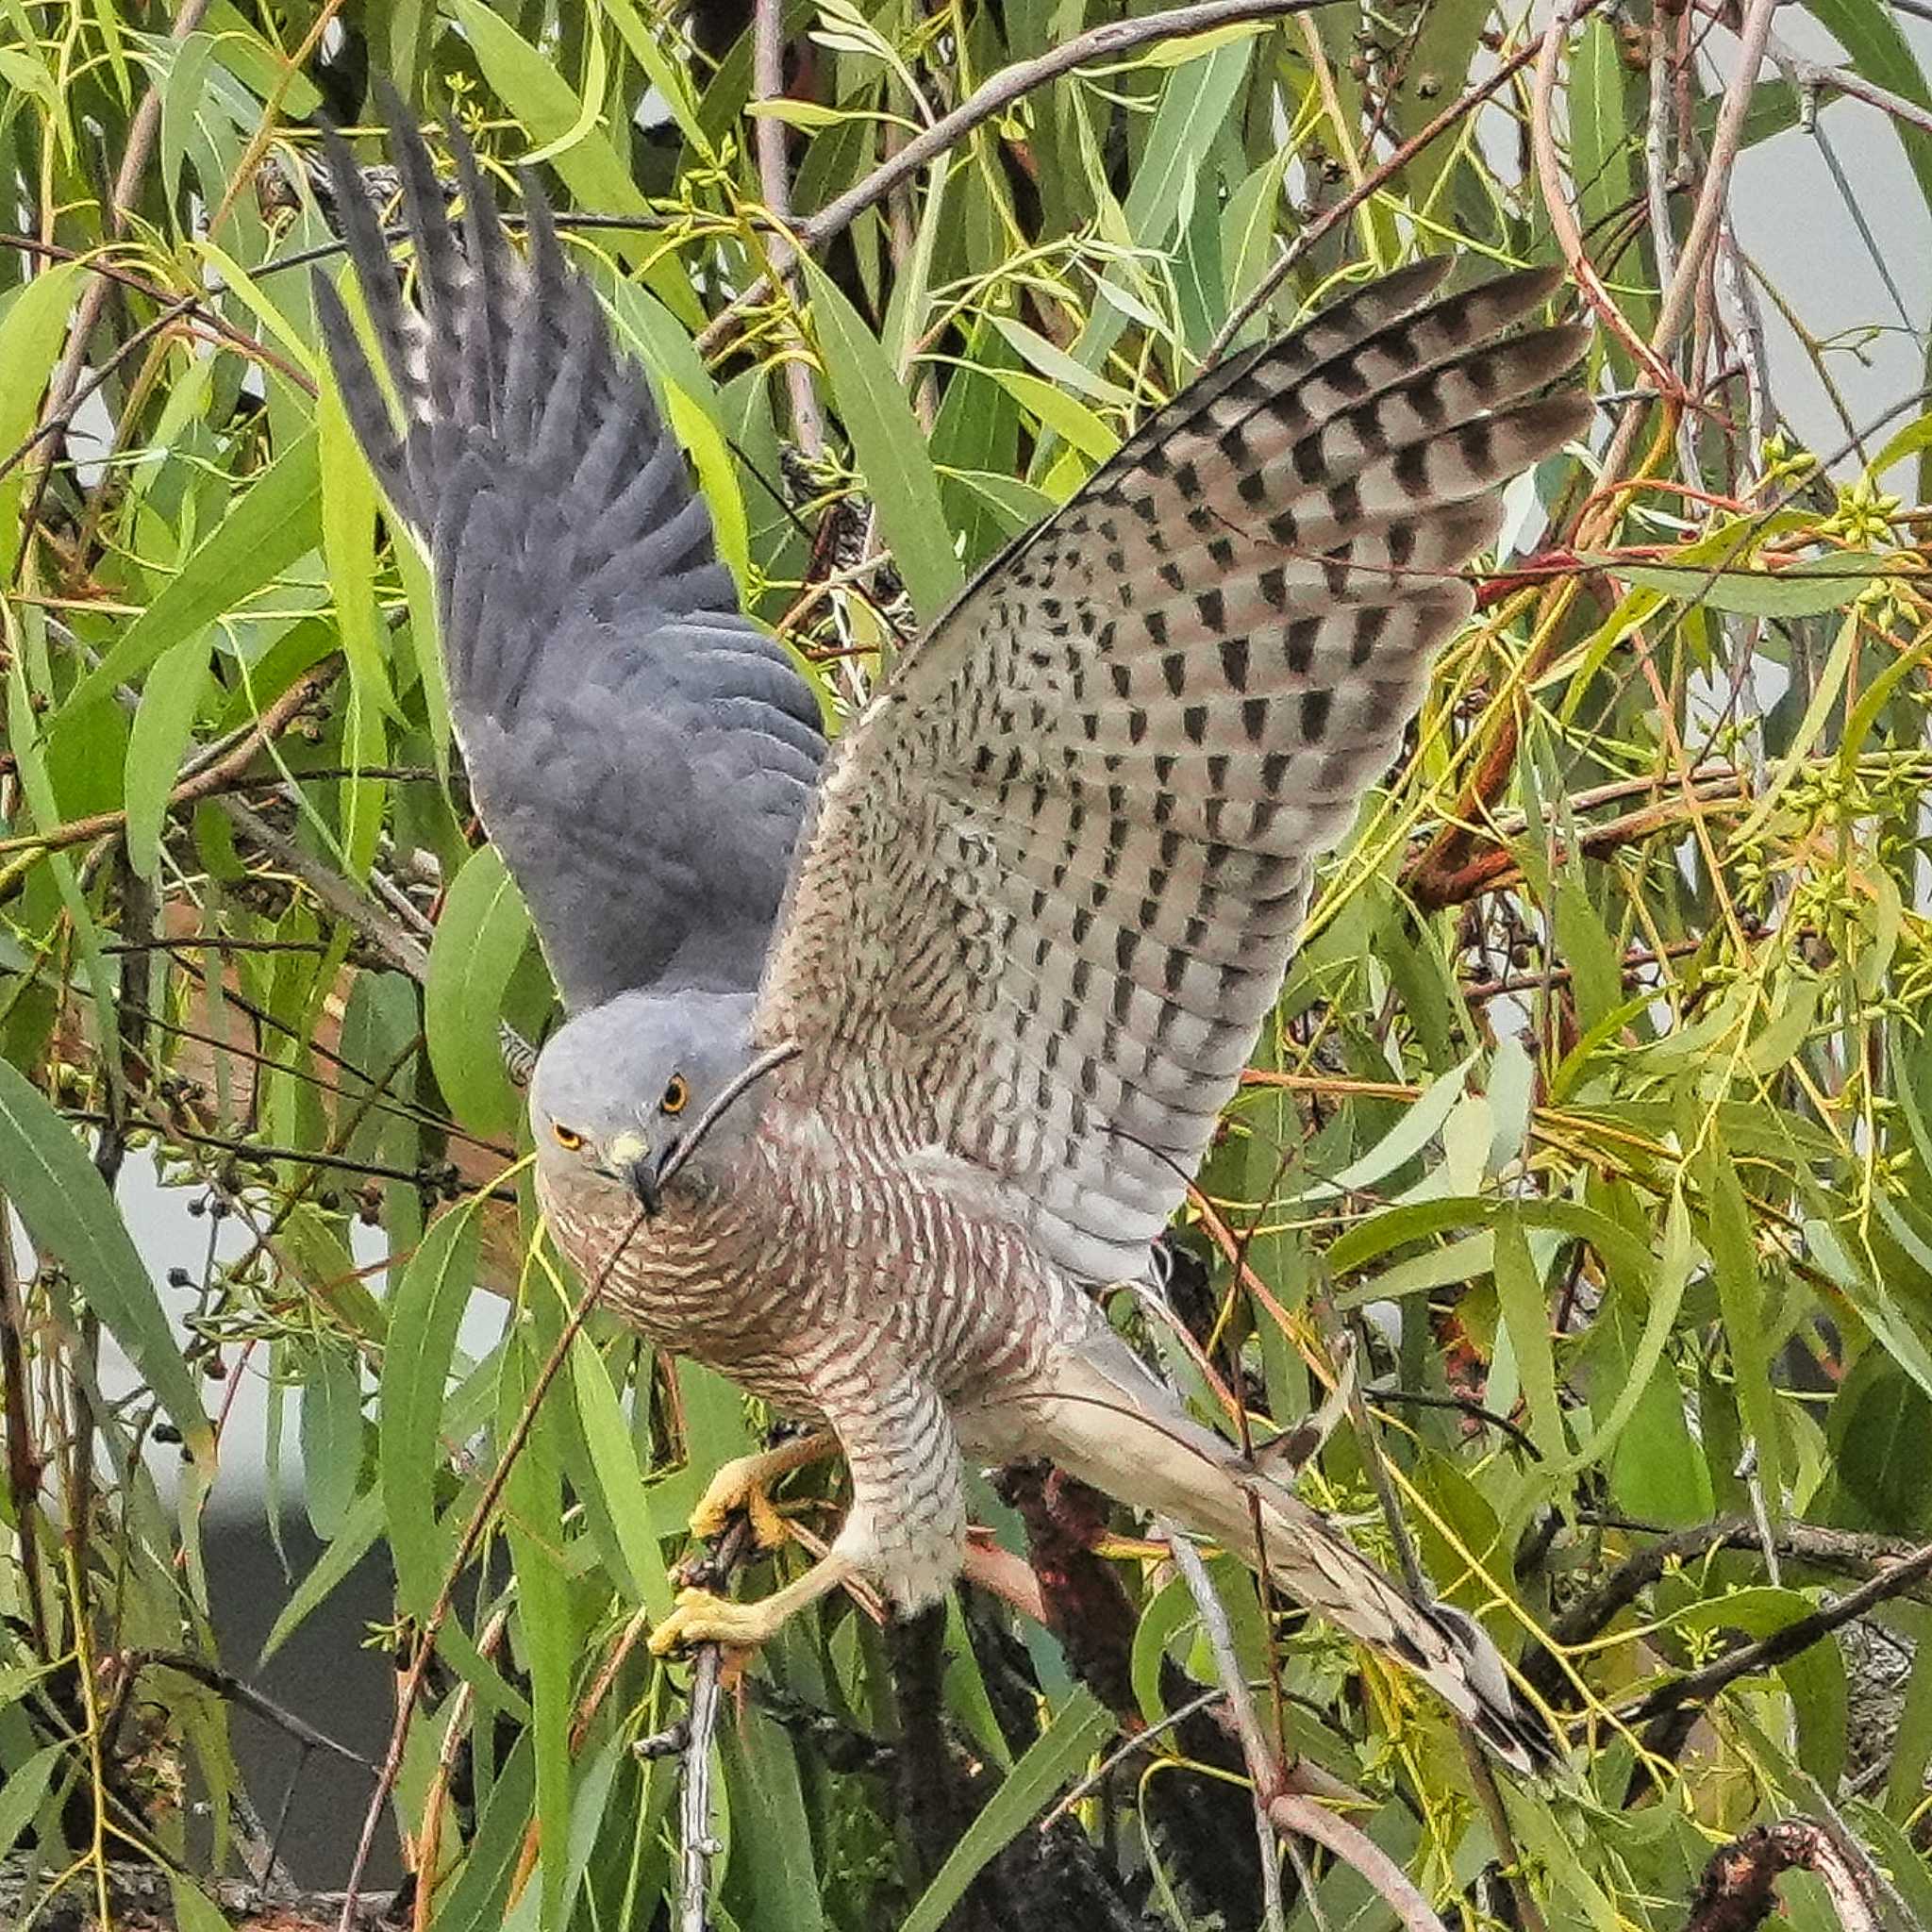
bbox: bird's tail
[1008,1333,1555,1774]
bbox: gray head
[529,989,768,1213]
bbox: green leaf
[1615,550,1890,617]
[802,256,963,625]
[1828,1352,1932,1535]
[168,1874,241,1932]
[1297,1054,1474,1200]
[983,367,1120,465]
[899,1689,1113,1932]
[0,1740,64,1863]
[1570,21,1641,263]
[379,1205,480,1618]
[500,1320,575,1932]
[1494,1208,1565,1459]
[259,1483,385,1665]
[122,633,211,879]
[0,1055,212,1464]
[425,844,535,1138]
[569,1334,674,1618]
[299,1342,364,1542]
[0,263,86,557]
[66,429,322,716]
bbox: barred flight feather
[762,261,1591,1283]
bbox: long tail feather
[1005,1334,1555,1774]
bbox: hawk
[319,99,1589,1773]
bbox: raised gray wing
[314,89,824,1012]
[758,261,1590,1283]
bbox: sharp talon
[647,1585,776,1657]
[689,1459,793,1551]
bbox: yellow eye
[660,1074,689,1116]
[552,1123,585,1152]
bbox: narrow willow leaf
[299,1342,364,1542]
[801,256,963,624]
[379,1205,479,1618]
[983,367,1120,464]
[569,1334,674,1618]
[0,1055,211,1464]
[168,1876,238,1932]
[67,428,323,715]
[899,1689,1113,1932]
[0,1740,64,1863]
[1562,1185,1688,1474]
[1616,550,1890,617]
[1570,21,1641,263]
[258,1483,384,1664]
[425,844,535,1137]
[0,261,86,554]
[1494,1208,1565,1460]
[122,632,210,879]
[1296,1054,1474,1200]
[501,1323,575,1932]
[717,1717,825,1932]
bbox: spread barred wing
[314,91,824,1012]
[758,261,1589,1282]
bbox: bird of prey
[320,101,1590,1773]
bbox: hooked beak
[605,1133,659,1218]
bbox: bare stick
[669,1519,755,1932]
[1163,1527,1288,1932]
[752,0,826,458]
[28,0,219,513]
[220,798,431,983]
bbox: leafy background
[3,0,1932,1926]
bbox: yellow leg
[687,1430,835,1550]
[647,1551,857,1657]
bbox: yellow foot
[648,1585,786,1657]
[689,1459,790,1551]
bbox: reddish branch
[1681,1819,1882,1932]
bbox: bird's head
[529,989,772,1215]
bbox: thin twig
[220,798,430,983]
[751,0,826,458]
[1163,1527,1287,1932]
[695,0,1341,358]
[108,1649,376,1773]
[0,669,337,894]
[1620,1541,1932,1728]
[1208,14,1587,365]
[1524,1517,1932,1701]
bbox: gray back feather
[313,85,824,1011]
